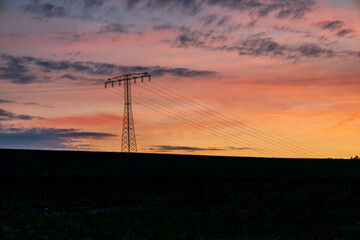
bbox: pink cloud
[332,110,360,129]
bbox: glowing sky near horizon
[0,0,359,158]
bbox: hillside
[2,149,360,239]
[0,149,358,179]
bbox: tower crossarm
[105,72,151,88]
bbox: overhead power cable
[109,87,288,157]
[151,78,325,158]
[136,82,314,158]
[108,88,274,157]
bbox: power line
[111,87,288,157]
[108,88,272,157]
[152,79,325,158]
[135,82,314,158]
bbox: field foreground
[1,149,360,239]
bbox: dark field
[1,149,360,239]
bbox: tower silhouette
[105,72,151,153]
[121,79,137,152]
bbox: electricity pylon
[105,72,151,152]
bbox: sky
[0,0,359,158]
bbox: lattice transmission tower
[105,72,151,152]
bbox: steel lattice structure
[105,72,151,152]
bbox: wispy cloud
[316,20,356,38]
[0,55,37,84]
[317,20,344,30]
[0,99,52,108]
[168,31,358,60]
[332,111,360,129]
[124,0,316,19]
[98,22,129,34]
[0,109,44,121]
[0,99,14,103]
[24,0,67,19]
[22,102,53,109]
[0,54,216,84]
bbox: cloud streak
[149,145,252,152]
[124,0,316,19]
[0,99,14,103]
[332,111,360,129]
[0,99,52,108]
[169,31,358,60]
[0,127,116,150]
[316,20,356,38]
[24,0,67,19]
[98,22,129,34]
[0,54,217,84]
[149,145,224,152]
[0,109,44,121]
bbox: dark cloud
[247,20,257,27]
[124,0,203,15]
[0,127,116,150]
[0,99,52,108]
[150,145,253,152]
[271,0,315,19]
[336,29,354,37]
[124,0,315,19]
[216,15,230,26]
[169,31,353,60]
[82,0,107,10]
[0,54,216,84]
[23,0,108,20]
[202,14,218,26]
[67,51,82,56]
[317,20,344,30]
[56,33,84,42]
[22,102,53,109]
[211,34,286,57]
[60,74,77,80]
[316,20,355,38]
[0,55,37,84]
[23,0,315,23]
[0,99,14,103]
[234,36,286,57]
[151,68,216,78]
[0,109,44,121]
[172,28,228,48]
[0,33,26,39]
[153,24,173,31]
[24,0,67,19]
[98,22,129,34]
[173,33,206,48]
[150,145,224,152]
[273,25,309,34]
[295,43,334,58]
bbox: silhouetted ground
[1,149,360,239]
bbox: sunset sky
[0,0,359,158]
